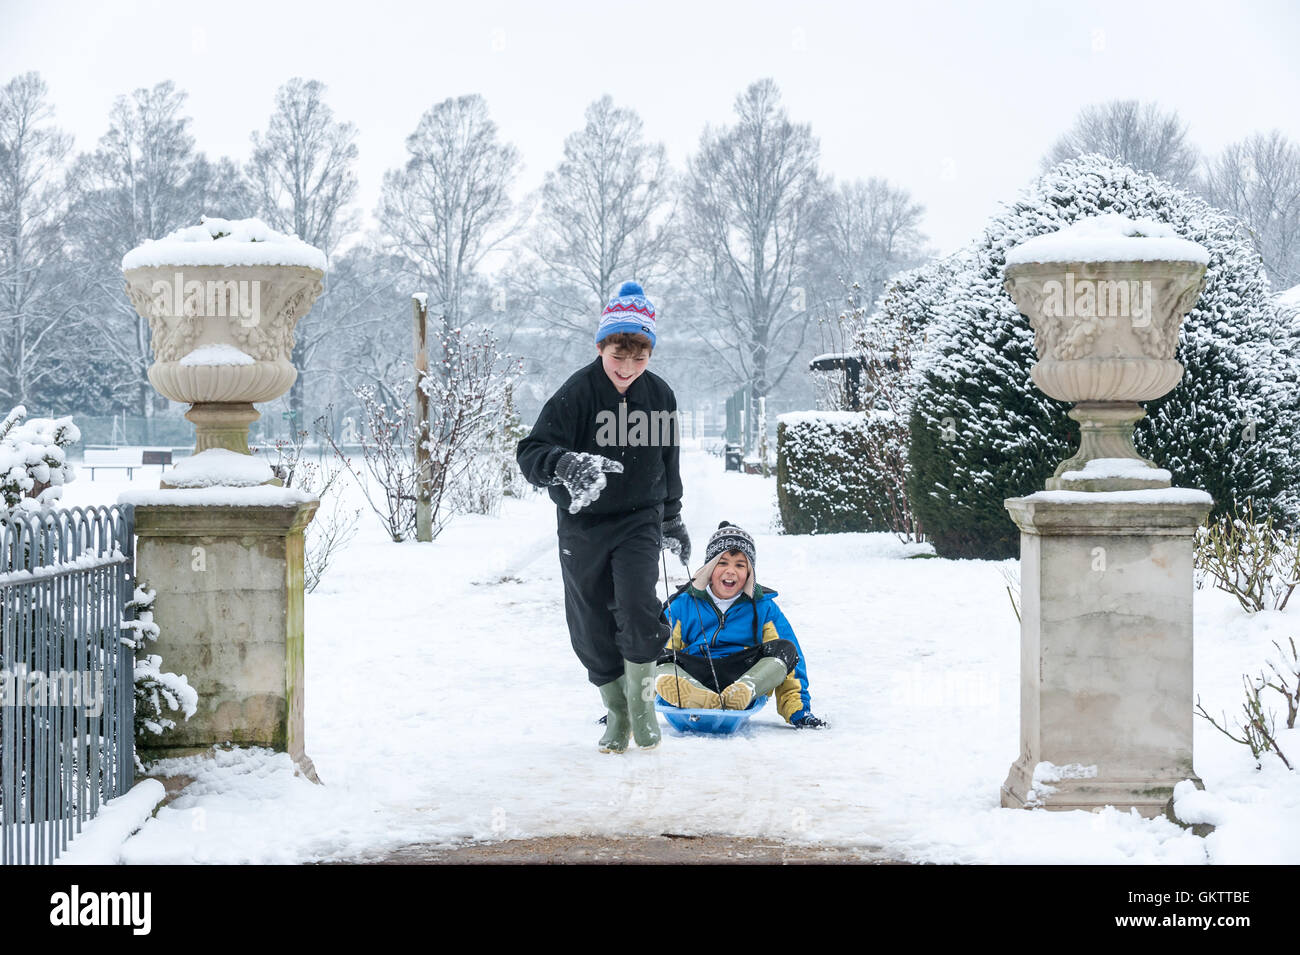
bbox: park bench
[82,447,174,480]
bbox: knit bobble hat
[597,280,657,348]
[692,520,757,598]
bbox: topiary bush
[777,412,895,534]
[907,154,1300,559]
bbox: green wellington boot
[624,660,662,749]
[598,676,631,753]
[654,663,721,709]
[720,657,789,710]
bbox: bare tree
[378,94,522,332]
[0,72,74,409]
[1204,130,1300,290]
[250,78,358,257]
[530,94,675,337]
[248,77,360,422]
[681,78,829,439]
[308,244,414,414]
[1044,99,1200,187]
[63,81,249,440]
[818,177,929,310]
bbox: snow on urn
[1003,215,1208,490]
[122,216,326,456]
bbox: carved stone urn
[1003,216,1208,491]
[122,217,325,456]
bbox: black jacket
[516,357,682,521]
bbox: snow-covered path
[60,447,1298,864]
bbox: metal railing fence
[0,504,136,864]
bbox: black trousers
[656,640,799,693]
[558,504,669,686]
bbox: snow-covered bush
[1195,503,1300,613]
[907,154,1300,559]
[438,333,524,518]
[125,585,197,768]
[1197,637,1298,771]
[777,412,896,535]
[1,406,80,512]
[499,383,532,499]
[273,426,361,593]
[325,324,519,540]
[786,278,937,541]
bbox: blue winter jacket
[665,583,813,724]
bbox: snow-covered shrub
[125,585,197,768]
[1,406,80,512]
[1195,503,1300,613]
[1265,636,1300,732]
[777,412,896,535]
[786,278,937,540]
[324,383,421,541]
[1196,637,1297,772]
[325,324,520,540]
[441,338,525,517]
[499,383,531,499]
[274,425,361,593]
[908,154,1300,559]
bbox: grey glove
[661,516,691,567]
[554,451,624,514]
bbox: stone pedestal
[133,500,319,780]
[185,401,261,455]
[1001,492,1211,816]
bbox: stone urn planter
[1003,215,1208,490]
[999,215,1215,818]
[122,216,326,457]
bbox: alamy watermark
[146,272,262,327]
[594,406,680,448]
[890,666,999,709]
[1041,273,1153,327]
[1,665,104,716]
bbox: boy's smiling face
[710,550,749,600]
[598,342,650,393]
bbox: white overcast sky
[2,0,1297,255]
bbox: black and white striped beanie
[704,521,755,566]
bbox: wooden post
[413,294,432,542]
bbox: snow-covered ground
[59,446,1299,864]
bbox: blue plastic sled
[656,695,769,735]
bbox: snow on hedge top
[777,410,898,427]
[1278,284,1300,310]
[1004,214,1209,266]
[122,216,327,271]
[161,449,273,488]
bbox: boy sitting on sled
[656,521,828,728]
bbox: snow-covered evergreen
[907,154,1300,558]
[124,585,197,760]
[0,405,80,512]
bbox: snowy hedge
[777,412,896,534]
[1,406,79,512]
[906,154,1300,559]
